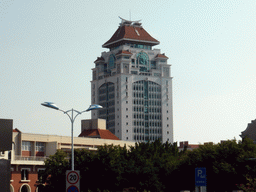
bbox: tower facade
[91,18,173,143]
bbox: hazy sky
[1,0,256,144]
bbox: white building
[91,18,173,143]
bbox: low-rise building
[6,119,135,192]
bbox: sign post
[195,168,206,192]
[66,170,80,192]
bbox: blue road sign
[67,185,79,192]
[195,167,206,186]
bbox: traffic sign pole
[66,170,80,192]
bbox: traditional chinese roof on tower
[102,17,159,48]
[240,119,256,142]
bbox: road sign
[67,185,79,192]
[67,171,79,184]
[66,170,80,192]
[195,167,206,186]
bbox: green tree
[172,137,256,192]
[126,140,182,192]
[43,149,69,192]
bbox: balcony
[15,155,48,161]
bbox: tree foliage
[41,137,256,192]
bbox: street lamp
[41,102,103,171]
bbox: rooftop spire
[118,16,142,26]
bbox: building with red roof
[0,118,135,192]
[91,18,173,143]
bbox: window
[22,141,31,151]
[136,52,149,72]
[126,108,128,111]
[37,168,46,183]
[126,122,128,125]
[21,168,30,181]
[126,130,128,133]
[8,151,11,160]
[126,115,128,118]
[108,54,116,69]
[36,142,45,152]
[21,184,30,192]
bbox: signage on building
[66,170,80,192]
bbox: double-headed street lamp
[41,102,102,171]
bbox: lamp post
[41,102,102,171]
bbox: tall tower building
[91,18,173,143]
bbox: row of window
[134,121,162,127]
[99,87,114,94]
[116,55,130,60]
[98,107,115,115]
[22,141,45,152]
[133,85,161,92]
[110,44,152,50]
[133,112,162,119]
[134,80,161,85]
[12,168,46,181]
[134,135,162,141]
[133,128,162,134]
[133,106,162,115]
[133,92,161,99]
[133,99,162,106]
[99,93,115,101]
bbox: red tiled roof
[13,128,21,133]
[156,54,168,59]
[188,145,200,149]
[94,57,105,63]
[103,25,159,48]
[78,129,120,140]
[116,50,132,55]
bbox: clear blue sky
[1,0,256,144]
